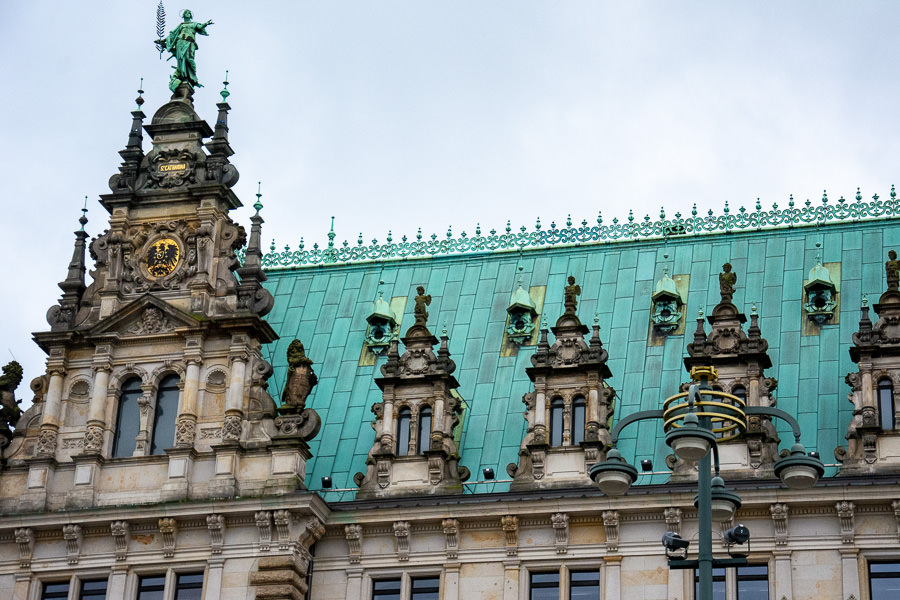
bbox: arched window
[549,398,564,447]
[150,374,180,455]
[731,385,747,403]
[396,407,411,456]
[417,405,433,454]
[572,397,586,445]
[878,378,895,430]
[112,377,142,458]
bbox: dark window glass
[112,377,143,458]
[570,570,600,600]
[549,398,564,447]
[878,379,894,430]
[41,582,70,599]
[174,572,204,600]
[870,561,900,599]
[397,407,411,456]
[694,567,726,600]
[80,578,109,600]
[373,578,402,600]
[411,576,441,600]
[417,406,433,455]
[736,565,768,600]
[530,571,560,600]
[572,397,586,445]
[150,375,180,455]
[732,385,747,403]
[137,575,166,600]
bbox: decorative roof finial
[751,303,758,316]
[327,216,336,248]
[79,196,88,231]
[220,70,230,103]
[862,294,869,307]
[136,78,145,110]
[254,181,263,214]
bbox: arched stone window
[878,378,895,430]
[112,377,143,458]
[150,374,180,455]
[417,405,432,454]
[572,397,586,445]
[396,407,411,456]
[549,398,564,447]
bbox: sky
[1,1,899,395]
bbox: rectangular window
[736,565,768,599]
[373,578,402,600]
[41,582,70,600]
[137,575,166,600]
[569,570,600,600]
[870,562,900,599]
[694,567,726,600]
[530,572,560,600]
[80,578,109,600]
[411,576,440,600]
[174,572,204,600]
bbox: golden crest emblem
[146,238,180,277]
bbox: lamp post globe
[774,443,825,489]
[665,412,717,462]
[698,476,742,521]
[589,449,638,496]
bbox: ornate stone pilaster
[836,501,855,544]
[84,358,111,454]
[664,507,682,535]
[256,510,272,551]
[603,510,620,553]
[551,512,569,554]
[207,514,225,554]
[14,528,33,569]
[63,524,82,565]
[442,519,459,560]
[502,515,518,556]
[158,517,177,558]
[393,521,410,561]
[770,503,789,546]
[110,521,129,561]
[345,524,363,564]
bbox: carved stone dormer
[837,251,900,475]
[507,276,615,489]
[683,263,779,478]
[354,287,469,498]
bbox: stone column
[12,573,31,600]
[84,362,111,453]
[443,565,460,600]
[223,353,247,442]
[175,358,201,448]
[502,559,520,600]
[107,566,128,599]
[841,549,861,600]
[205,557,224,600]
[773,551,792,600]
[345,568,364,600]
[36,367,65,457]
[604,557,621,600]
[381,393,395,451]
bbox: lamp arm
[712,434,722,477]
[609,410,665,446]
[744,406,803,443]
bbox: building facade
[2,71,900,600]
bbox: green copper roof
[261,217,900,500]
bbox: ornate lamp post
[590,367,824,600]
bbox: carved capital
[110,521,129,561]
[207,514,225,555]
[83,423,104,454]
[35,426,58,457]
[255,511,272,551]
[603,510,620,553]
[345,524,363,564]
[664,507,682,536]
[222,414,242,442]
[273,510,292,551]
[770,503,789,546]
[502,515,518,556]
[442,519,459,560]
[174,415,196,448]
[393,521,410,561]
[63,524,82,565]
[836,501,855,544]
[158,517,177,558]
[15,528,33,569]
[551,512,569,554]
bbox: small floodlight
[662,531,690,559]
[321,476,333,489]
[640,459,653,472]
[483,467,495,480]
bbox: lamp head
[662,531,690,558]
[589,449,638,496]
[773,443,825,489]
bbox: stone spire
[236,183,274,316]
[46,204,89,331]
[107,83,146,192]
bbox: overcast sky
[1,1,898,394]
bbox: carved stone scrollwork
[127,307,175,335]
[63,524,82,565]
[531,449,545,480]
[770,503,789,546]
[502,515,518,556]
[664,507,682,536]
[273,409,322,442]
[35,426,58,457]
[222,414,242,442]
[111,521,129,561]
[393,521,410,561]
[207,514,225,555]
[377,459,391,489]
[345,524,363,564]
[83,423,104,453]
[15,528,33,569]
[428,455,443,485]
[551,512,569,554]
[174,416,196,448]
[256,511,272,551]
[836,501,855,544]
[273,510,292,551]
[603,510,620,553]
[442,519,459,560]
[158,517,177,558]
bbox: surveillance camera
[662,531,690,551]
[724,524,750,545]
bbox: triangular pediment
[85,294,201,338]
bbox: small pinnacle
[698,308,704,319]
[220,70,230,103]
[862,295,869,307]
[79,196,89,230]
[253,181,263,213]
[541,318,549,330]
[136,77,145,109]
[442,321,448,337]
[751,304,758,316]
[593,313,600,326]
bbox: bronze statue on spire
[886,250,899,291]
[719,263,737,303]
[413,286,431,327]
[156,8,214,93]
[563,276,581,315]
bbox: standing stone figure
[563,276,581,315]
[413,286,431,327]
[281,340,317,410]
[0,361,23,449]
[162,9,213,92]
[719,263,737,302]
[886,250,900,291]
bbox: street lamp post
[590,367,824,600]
